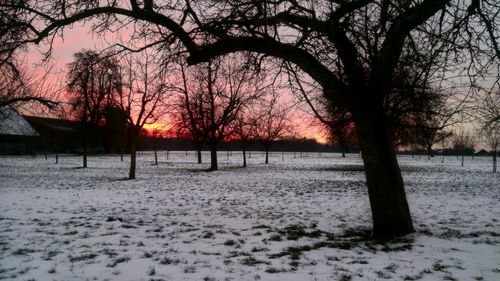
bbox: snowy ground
[0,152,499,281]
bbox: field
[0,152,499,281]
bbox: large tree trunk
[427,143,434,160]
[129,133,138,180]
[209,144,218,171]
[354,106,415,239]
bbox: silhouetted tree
[233,107,260,168]
[66,50,121,168]
[452,130,474,167]
[176,55,265,171]
[477,90,500,172]
[256,91,292,164]
[115,50,171,179]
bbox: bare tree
[116,50,171,179]
[174,62,207,164]
[175,55,265,171]
[66,50,121,168]
[256,91,292,165]
[233,107,260,168]
[3,0,499,238]
[478,90,500,172]
[452,130,474,167]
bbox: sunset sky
[23,22,329,143]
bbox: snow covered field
[0,152,499,281]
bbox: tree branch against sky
[1,0,499,238]
[116,48,172,179]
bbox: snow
[0,152,499,280]
[0,108,38,136]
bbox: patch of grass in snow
[278,224,322,240]
[268,234,282,241]
[224,239,237,246]
[432,261,450,272]
[142,250,157,258]
[337,273,353,281]
[253,224,271,229]
[107,255,131,267]
[264,267,285,273]
[347,257,368,264]
[63,230,78,235]
[12,248,36,255]
[375,270,392,279]
[184,265,196,273]
[251,246,268,253]
[159,256,181,265]
[227,251,251,258]
[42,249,60,260]
[69,253,98,262]
[202,231,214,239]
[101,248,119,258]
[147,265,156,276]
[240,256,269,266]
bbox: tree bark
[196,142,203,164]
[209,144,218,171]
[354,105,415,239]
[129,133,137,180]
[82,138,88,168]
[243,148,247,167]
[265,145,270,164]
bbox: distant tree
[324,107,357,158]
[452,131,474,167]
[176,55,265,171]
[115,50,171,179]
[233,108,260,168]
[104,105,128,161]
[483,128,499,173]
[174,62,206,164]
[256,91,292,164]
[415,124,453,160]
[477,90,500,172]
[66,50,121,168]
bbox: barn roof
[0,108,39,136]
